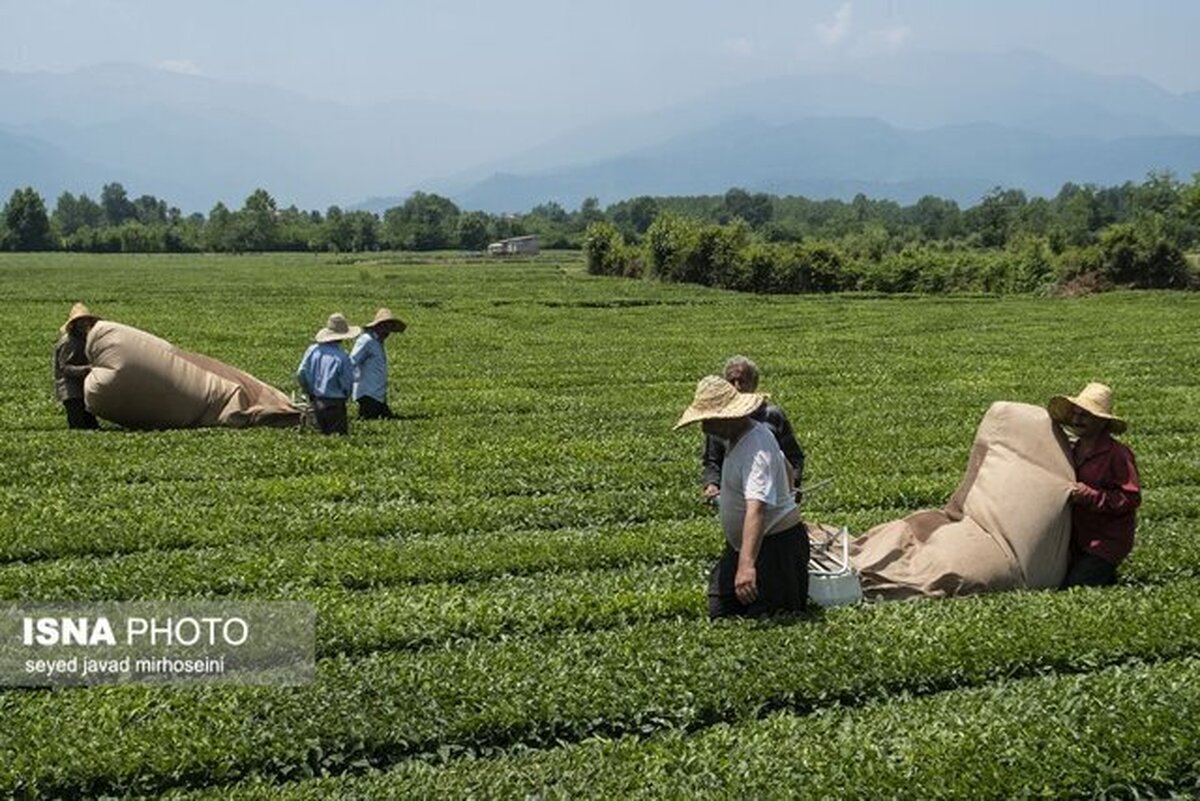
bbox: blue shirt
[349,331,389,402]
[296,342,353,400]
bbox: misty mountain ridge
[2,50,1199,214]
[445,116,1200,212]
[0,62,536,211]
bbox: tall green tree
[100,182,136,226]
[53,192,104,237]
[456,211,492,250]
[382,192,460,250]
[529,201,568,224]
[2,187,54,250]
[1182,172,1200,248]
[576,197,605,229]
[723,187,773,229]
[321,206,352,251]
[132,194,169,225]
[1052,183,1101,248]
[908,195,962,241]
[231,189,279,251]
[968,187,1027,248]
[204,202,234,251]
[610,195,659,238]
[345,211,379,251]
[1131,170,1181,217]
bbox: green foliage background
[4,172,1200,298]
[1,252,1198,797]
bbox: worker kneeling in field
[1049,383,1142,588]
[53,302,101,429]
[296,313,360,435]
[676,376,808,619]
[350,307,406,420]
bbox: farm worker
[53,302,101,430]
[701,355,805,503]
[1048,382,1141,588]
[350,307,406,420]
[676,375,808,619]
[296,312,360,435]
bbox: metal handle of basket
[809,526,853,576]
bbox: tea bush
[1,252,1197,797]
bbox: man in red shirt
[1049,383,1141,588]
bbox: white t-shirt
[718,421,798,550]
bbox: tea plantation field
[1,252,1199,799]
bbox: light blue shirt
[296,342,353,400]
[350,331,388,402]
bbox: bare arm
[735,499,766,605]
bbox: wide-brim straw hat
[1048,382,1127,434]
[674,375,766,430]
[314,312,362,344]
[364,307,406,333]
[60,302,100,333]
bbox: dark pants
[312,398,349,435]
[1061,552,1118,589]
[63,398,99,430]
[708,523,809,619]
[357,396,395,420]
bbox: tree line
[586,173,1200,293]
[0,183,598,254]
[2,173,1199,292]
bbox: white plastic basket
[808,526,863,607]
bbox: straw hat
[364,307,406,333]
[313,313,362,343]
[674,375,766,430]
[1048,382,1127,434]
[60,302,100,333]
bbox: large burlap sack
[84,321,301,430]
[848,401,1074,599]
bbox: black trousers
[357,396,395,420]
[63,398,99,430]
[312,398,349,435]
[708,523,809,619]
[1061,552,1117,589]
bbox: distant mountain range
[0,63,532,211]
[443,117,1200,212]
[3,50,1199,214]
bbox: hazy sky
[3,0,1198,119]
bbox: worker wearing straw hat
[53,302,101,429]
[350,307,406,420]
[676,375,808,619]
[701,355,806,504]
[1048,382,1141,588]
[296,313,361,435]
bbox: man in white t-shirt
[676,375,808,618]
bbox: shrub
[862,248,926,293]
[682,221,748,287]
[795,241,850,292]
[735,242,777,292]
[644,214,698,280]
[1099,216,1190,288]
[583,222,628,276]
[1008,235,1056,293]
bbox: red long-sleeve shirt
[1071,432,1141,565]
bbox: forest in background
[3,170,1198,293]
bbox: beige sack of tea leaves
[849,401,1075,599]
[84,321,300,430]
